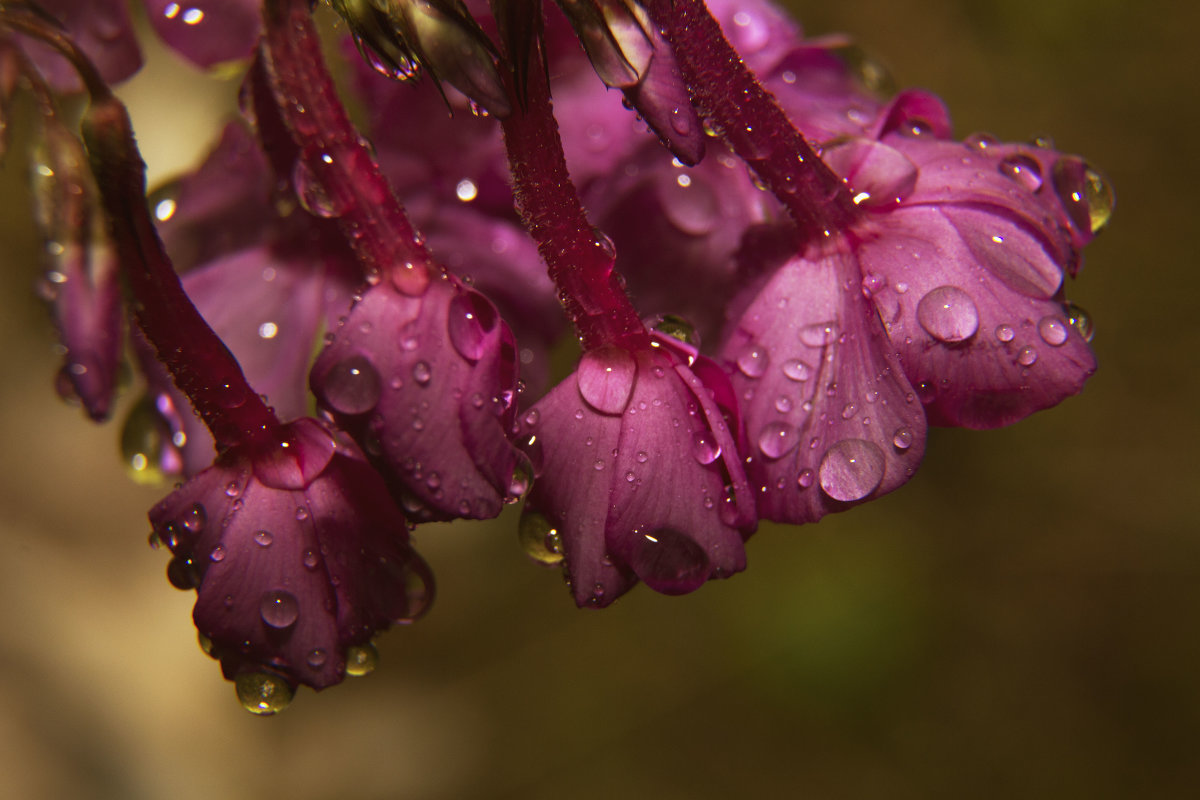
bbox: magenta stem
[259,0,435,294]
[493,13,649,352]
[645,0,861,240]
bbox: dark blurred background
[1,1,1196,797]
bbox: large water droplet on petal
[344,643,379,677]
[736,344,769,378]
[998,154,1044,192]
[818,439,885,502]
[650,314,701,348]
[577,347,636,415]
[321,354,382,415]
[236,672,293,715]
[781,359,812,382]
[519,510,563,566]
[799,322,839,347]
[758,421,799,459]
[1066,302,1095,342]
[691,430,722,464]
[411,361,432,385]
[1052,157,1114,236]
[1037,315,1069,347]
[447,290,498,362]
[629,529,710,595]
[917,285,979,343]
[259,590,299,629]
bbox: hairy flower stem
[3,11,280,447]
[645,0,860,241]
[260,0,434,295]
[493,3,649,353]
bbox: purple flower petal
[858,207,1096,428]
[150,418,431,691]
[720,243,926,523]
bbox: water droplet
[650,314,701,348]
[892,427,914,450]
[259,590,300,629]
[320,354,382,415]
[508,459,533,499]
[120,395,180,485]
[775,395,793,413]
[1037,315,1069,347]
[818,439,885,502]
[781,359,812,382]
[995,324,1016,343]
[758,421,799,459]
[593,229,616,260]
[235,672,293,715]
[577,347,636,415]
[344,643,379,677]
[841,402,859,420]
[254,530,273,547]
[661,171,719,235]
[691,430,722,464]
[209,544,226,562]
[412,361,432,385]
[292,151,349,218]
[1066,302,1095,342]
[629,529,710,595]
[306,648,328,669]
[447,290,498,362]
[166,556,199,590]
[303,550,320,570]
[797,468,815,489]
[182,503,206,533]
[998,154,1044,191]
[736,344,769,378]
[964,132,998,151]
[917,285,979,343]
[295,506,309,521]
[519,510,563,566]
[1052,157,1114,235]
[799,322,839,347]
[1017,345,1039,366]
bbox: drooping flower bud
[150,417,433,704]
[519,332,756,606]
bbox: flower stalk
[644,0,860,240]
[493,2,649,352]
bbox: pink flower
[519,333,756,606]
[151,417,432,700]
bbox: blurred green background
[1,1,1195,797]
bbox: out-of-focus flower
[151,417,432,709]
[519,332,755,606]
[31,112,122,420]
